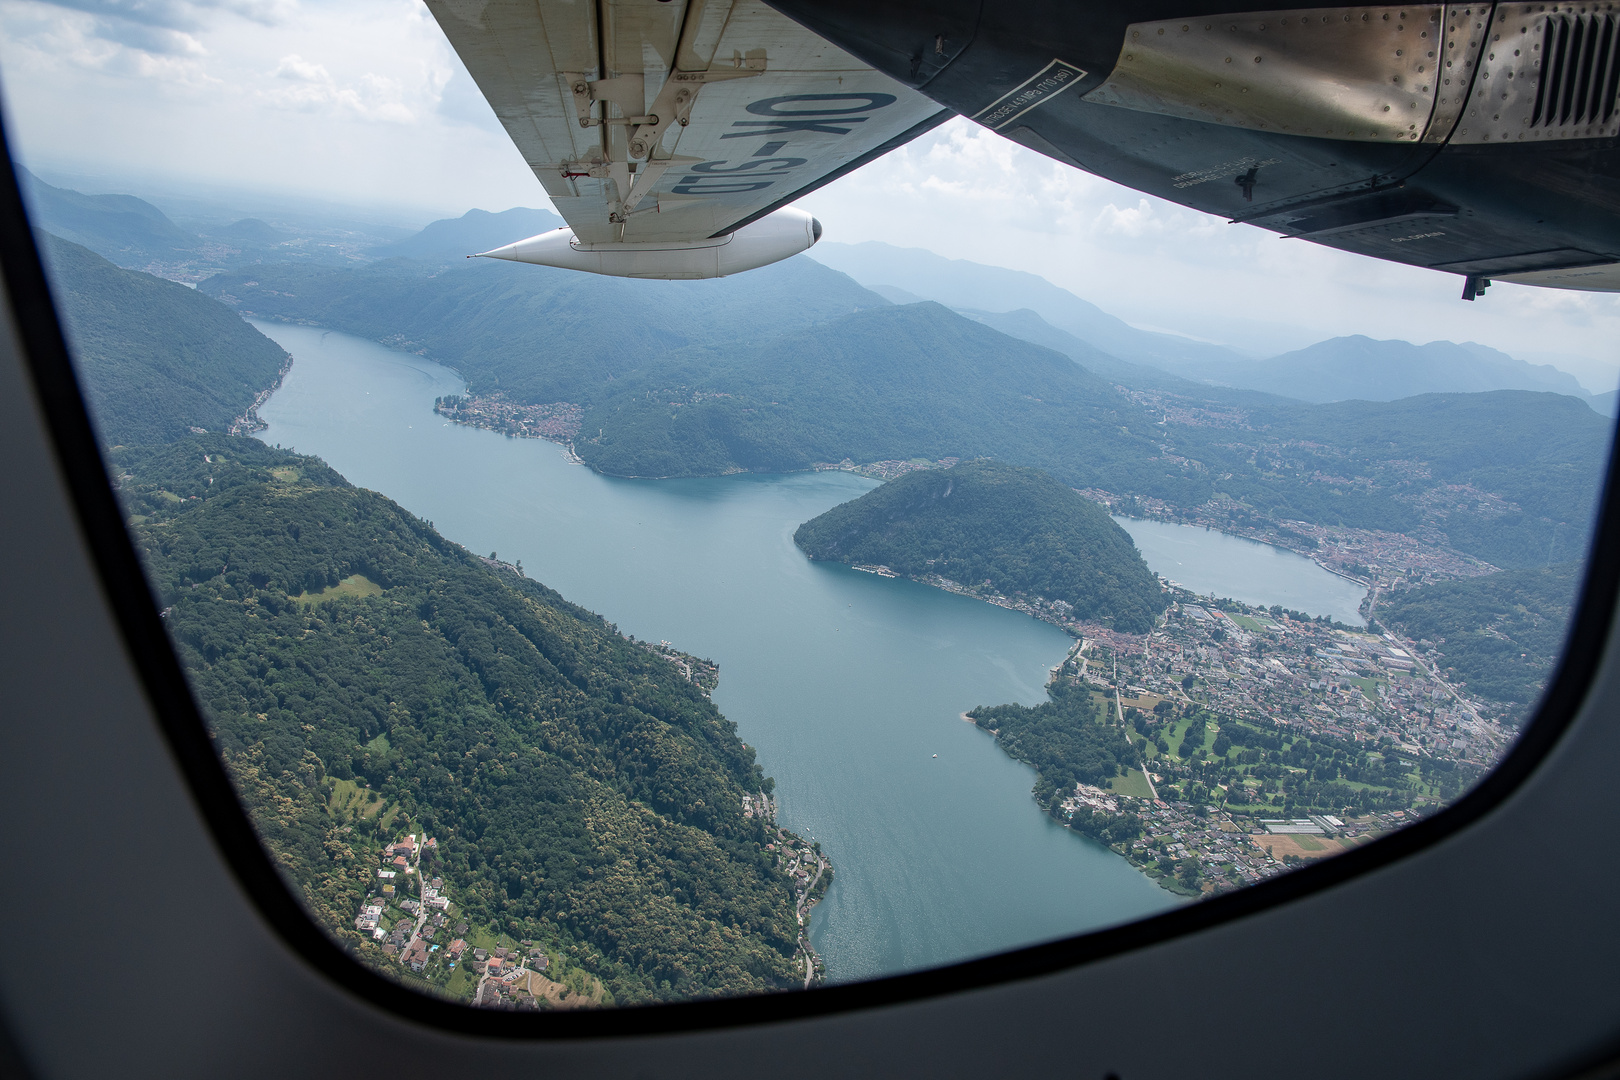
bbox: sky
[2,0,1618,385]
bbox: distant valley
[195,238,1609,575]
[28,174,1615,575]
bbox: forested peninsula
[794,460,1166,634]
[116,436,814,1002]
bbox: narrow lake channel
[249,323,1349,984]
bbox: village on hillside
[352,831,608,1009]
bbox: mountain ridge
[40,232,289,445]
[369,206,565,262]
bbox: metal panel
[1421,3,1491,142]
[1433,246,1609,272]
[1450,2,1620,143]
[1082,6,1449,143]
[424,0,941,246]
[1495,258,1620,289]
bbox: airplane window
[3,0,1616,1016]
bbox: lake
[1114,517,1368,626]
[250,323,1354,985]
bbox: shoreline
[428,406,1477,597]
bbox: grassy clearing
[270,466,300,482]
[1109,769,1155,799]
[1347,676,1382,702]
[294,573,383,606]
[327,776,386,821]
[444,963,474,998]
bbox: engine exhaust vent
[1531,11,1620,128]
[1450,3,1620,144]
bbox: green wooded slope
[116,436,803,1002]
[1379,563,1583,711]
[795,460,1166,633]
[42,233,288,445]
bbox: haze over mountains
[22,169,1605,413]
[20,175,1616,572]
[17,168,422,278]
[369,207,563,263]
[809,240,1609,413]
[809,241,1260,374]
[194,230,1611,572]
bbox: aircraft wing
[425,0,952,245]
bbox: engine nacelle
[473,207,823,280]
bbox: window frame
[4,115,1617,1040]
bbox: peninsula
[794,459,1167,634]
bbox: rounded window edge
[5,122,1619,1039]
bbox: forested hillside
[794,460,1166,633]
[115,436,805,1002]
[200,253,887,404]
[195,256,1612,570]
[1379,563,1583,711]
[20,168,198,265]
[575,303,1200,497]
[41,233,289,445]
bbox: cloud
[261,52,415,122]
[0,0,296,74]
[35,0,292,30]
[435,60,501,132]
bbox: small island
[794,459,1167,634]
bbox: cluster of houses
[352,833,458,974]
[1060,783,1121,817]
[469,944,555,1009]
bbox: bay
[252,323,1180,985]
[1115,516,1369,626]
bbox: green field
[1346,675,1382,702]
[294,573,383,605]
[1109,768,1156,799]
[1227,613,1268,632]
[326,776,385,822]
[294,573,384,605]
[443,963,474,998]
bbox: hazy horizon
[2,0,1616,381]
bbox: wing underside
[427,0,950,245]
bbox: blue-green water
[1114,517,1369,626]
[251,325,1192,983]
